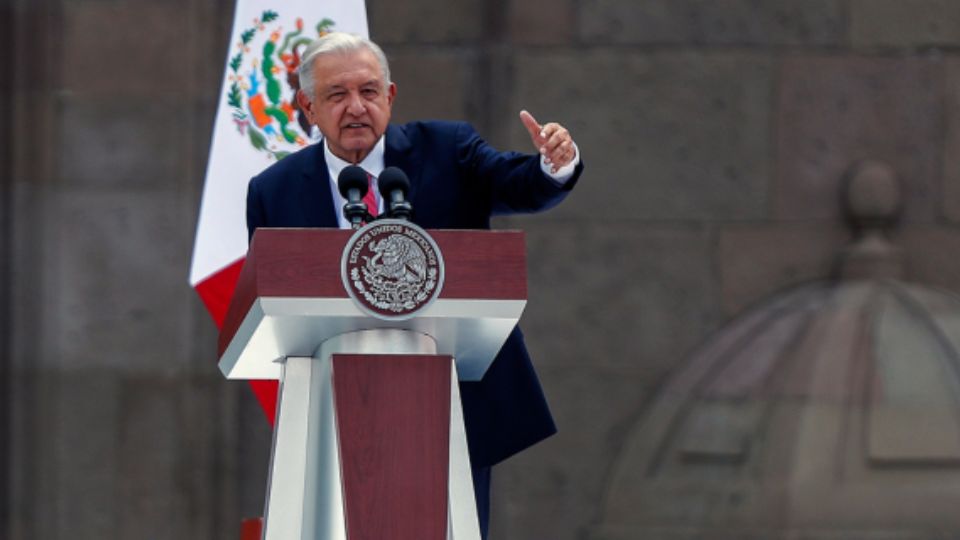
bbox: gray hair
[298,32,391,99]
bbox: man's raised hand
[519,110,577,174]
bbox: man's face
[297,48,396,163]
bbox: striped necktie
[362,171,378,219]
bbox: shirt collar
[323,136,386,179]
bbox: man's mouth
[343,123,368,130]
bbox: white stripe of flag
[189,0,368,416]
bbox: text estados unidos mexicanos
[348,224,439,265]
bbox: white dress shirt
[324,137,386,229]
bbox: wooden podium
[218,227,527,540]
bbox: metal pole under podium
[262,329,479,540]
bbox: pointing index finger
[519,110,543,142]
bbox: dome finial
[838,160,904,280]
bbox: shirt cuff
[540,142,580,186]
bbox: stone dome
[596,162,960,539]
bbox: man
[246,32,583,537]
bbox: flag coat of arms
[190,0,368,418]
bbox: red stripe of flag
[194,258,278,423]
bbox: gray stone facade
[5,1,960,538]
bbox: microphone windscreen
[338,165,369,199]
[378,166,410,199]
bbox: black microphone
[378,167,413,220]
[338,165,370,228]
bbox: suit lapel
[302,127,417,228]
[384,124,422,205]
[299,142,339,228]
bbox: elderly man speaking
[246,31,583,538]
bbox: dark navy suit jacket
[246,120,583,467]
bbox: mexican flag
[190,0,368,420]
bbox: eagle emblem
[342,221,445,320]
[225,10,335,160]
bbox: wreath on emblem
[225,10,335,161]
[350,234,440,313]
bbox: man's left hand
[519,110,577,174]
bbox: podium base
[261,329,481,540]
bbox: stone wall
[4,1,960,539]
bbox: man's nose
[346,92,366,115]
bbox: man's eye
[362,89,379,97]
[328,92,346,101]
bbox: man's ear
[296,90,314,121]
[386,82,397,106]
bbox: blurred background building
[4,1,960,539]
